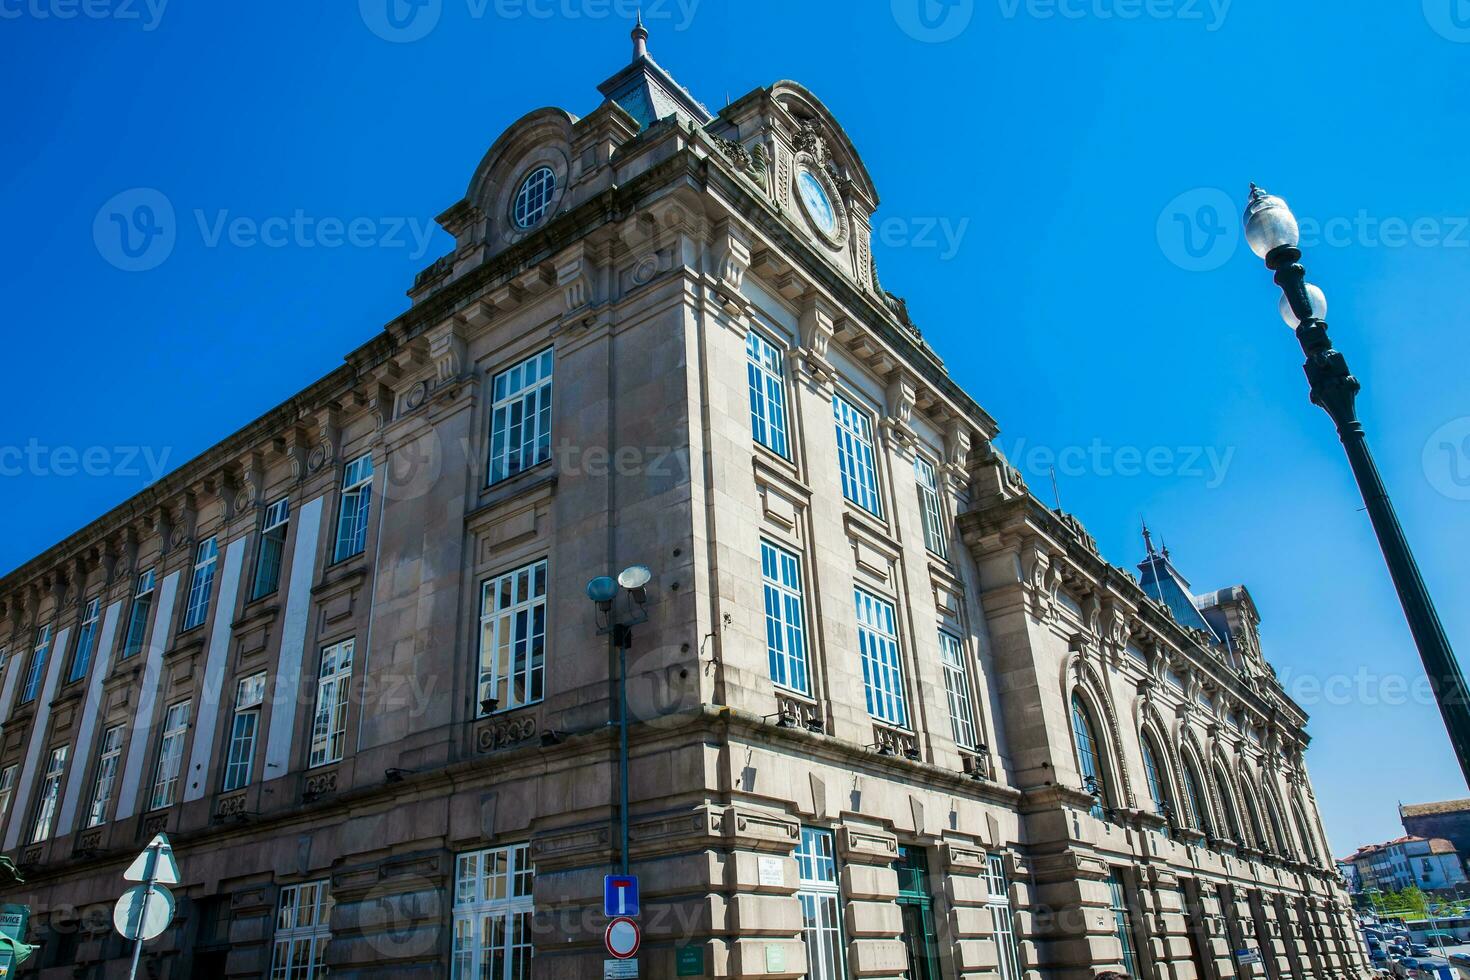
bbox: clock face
[797,168,837,237]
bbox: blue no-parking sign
[604,875,640,918]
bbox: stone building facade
[0,25,1367,980]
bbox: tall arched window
[1071,694,1109,818]
[1212,764,1244,845]
[1264,791,1290,857]
[1182,755,1213,838]
[1238,779,1269,852]
[1292,798,1321,864]
[1140,730,1173,835]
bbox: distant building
[1340,836,1468,894]
[1402,799,1470,873]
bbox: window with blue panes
[760,541,808,694]
[854,588,906,727]
[21,623,53,704]
[334,455,374,562]
[746,330,788,458]
[67,596,101,683]
[488,349,553,485]
[182,537,218,630]
[1071,693,1109,818]
[1140,730,1173,836]
[796,828,845,980]
[832,393,882,516]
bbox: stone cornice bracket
[282,426,312,484]
[880,372,918,452]
[425,316,469,390]
[942,420,972,491]
[554,241,598,317]
[235,451,265,514]
[172,495,197,554]
[213,467,241,523]
[312,405,342,474]
[711,219,750,298]
[796,295,836,386]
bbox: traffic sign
[113,884,175,942]
[604,874,640,918]
[605,916,640,959]
[124,834,179,885]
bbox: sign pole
[127,843,158,980]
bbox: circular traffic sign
[605,916,640,959]
[113,883,175,941]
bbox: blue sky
[3,1,1469,856]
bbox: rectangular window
[797,828,845,980]
[1107,871,1140,979]
[760,541,808,695]
[986,854,1022,980]
[478,561,547,715]
[452,843,534,980]
[86,724,125,828]
[833,393,882,517]
[30,745,67,844]
[488,348,554,485]
[271,880,332,980]
[183,537,219,630]
[224,672,268,791]
[914,456,948,558]
[122,568,156,660]
[251,498,291,600]
[0,765,15,826]
[938,631,978,749]
[334,455,374,562]
[68,596,101,683]
[746,330,789,458]
[309,640,353,767]
[149,700,191,810]
[855,589,906,727]
[21,623,53,704]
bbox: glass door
[895,846,942,980]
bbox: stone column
[838,822,907,980]
[1140,867,1198,980]
[937,840,999,980]
[224,882,279,978]
[326,850,450,978]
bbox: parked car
[1412,944,1432,957]
[1370,949,1389,963]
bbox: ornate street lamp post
[1244,184,1470,787]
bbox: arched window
[1264,791,1290,857]
[1140,730,1173,835]
[1238,779,1269,851]
[1212,764,1244,845]
[1292,798,1321,864]
[1182,755,1213,837]
[1071,694,1109,818]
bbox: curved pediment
[766,80,879,213]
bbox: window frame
[182,536,219,631]
[796,827,846,980]
[251,497,291,601]
[832,391,884,517]
[20,622,53,704]
[512,166,556,229]
[1139,728,1173,834]
[0,764,16,827]
[223,671,268,791]
[121,568,156,660]
[937,630,979,750]
[1071,692,1110,818]
[452,842,535,980]
[86,723,126,829]
[746,328,791,459]
[477,560,548,716]
[29,744,68,844]
[270,879,333,980]
[334,454,375,563]
[309,639,354,768]
[149,699,192,811]
[985,854,1022,980]
[486,348,555,487]
[68,595,102,683]
[914,455,949,558]
[1106,870,1141,979]
[854,587,907,728]
[760,540,809,696]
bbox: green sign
[676,945,703,976]
[0,907,24,943]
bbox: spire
[1141,519,1157,558]
[631,9,648,61]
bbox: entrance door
[895,846,942,980]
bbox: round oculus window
[796,168,838,238]
[513,166,556,229]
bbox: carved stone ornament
[476,715,537,753]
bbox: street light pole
[1244,184,1470,788]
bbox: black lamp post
[1244,184,1470,787]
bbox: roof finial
[1141,518,1156,558]
[631,8,648,61]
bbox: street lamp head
[586,576,618,611]
[1280,281,1328,327]
[1244,183,1300,260]
[618,564,652,605]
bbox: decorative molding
[475,714,537,753]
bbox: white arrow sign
[123,834,179,885]
[113,883,174,942]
